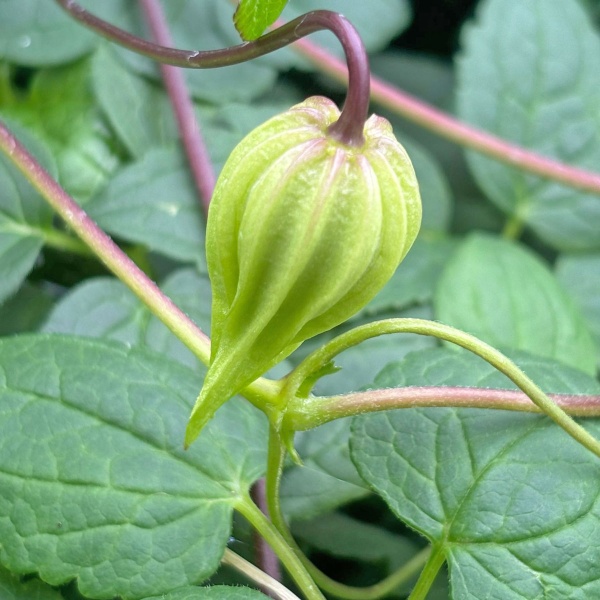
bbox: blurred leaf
[0,119,56,304]
[143,586,268,599]
[0,0,96,66]
[0,282,54,335]
[457,0,600,250]
[114,0,277,104]
[43,269,212,370]
[351,347,600,600]
[234,0,289,41]
[92,45,178,160]
[0,335,267,599]
[435,234,597,374]
[0,565,62,600]
[293,512,421,594]
[556,252,600,363]
[281,418,369,521]
[281,0,412,62]
[358,237,458,318]
[403,138,453,233]
[2,58,119,202]
[87,147,206,268]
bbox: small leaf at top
[234,0,289,41]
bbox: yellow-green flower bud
[185,96,421,446]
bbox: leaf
[279,0,412,62]
[281,418,369,521]
[143,586,269,599]
[42,269,212,369]
[292,512,421,594]
[92,45,179,160]
[0,335,267,599]
[87,148,206,268]
[351,347,600,600]
[282,308,436,520]
[457,0,600,251]
[0,282,54,335]
[357,238,458,318]
[556,252,600,363]
[434,233,597,375]
[0,0,96,66]
[402,138,453,233]
[0,119,56,304]
[2,58,119,203]
[0,565,62,600]
[114,0,277,104]
[234,0,289,41]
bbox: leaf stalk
[54,1,370,145]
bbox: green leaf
[0,335,267,599]
[402,138,453,233]
[0,282,54,335]
[283,308,436,520]
[293,512,421,594]
[42,269,212,369]
[234,0,289,41]
[281,418,369,521]
[2,58,119,203]
[143,586,268,599]
[0,0,96,66]
[556,252,600,363]
[92,45,179,160]
[457,0,600,250]
[0,565,62,600]
[0,119,56,304]
[280,0,412,62]
[434,233,597,375]
[358,238,458,318]
[87,148,206,268]
[351,347,600,600]
[114,0,277,104]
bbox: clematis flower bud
[185,96,421,446]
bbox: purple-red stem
[54,0,369,145]
[250,478,283,595]
[289,386,600,431]
[0,120,212,364]
[290,34,600,196]
[136,0,281,582]
[138,0,216,213]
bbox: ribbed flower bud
[185,96,421,446]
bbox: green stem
[407,545,446,600]
[0,119,211,367]
[502,214,525,240]
[236,495,326,600]
[41,227,95,257]
[265,429,431,600]
[283,318,600,460]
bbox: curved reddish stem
[54,1,369,145]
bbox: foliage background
[0,0,600,599]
